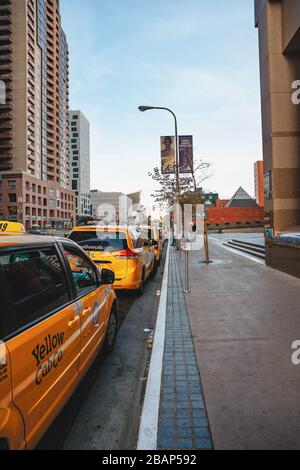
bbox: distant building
[203,193,219,206]
[254,161,264,207]
[207,187,264,229]
[226,187,258,208]
[69,110,91,218]
[90,190,142,223]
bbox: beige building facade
[0,0,75,229]
[255,0,300,232]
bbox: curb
[137,240,171,450]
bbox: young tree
[149,159,211,207]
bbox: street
[37,253,166,450]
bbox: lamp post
[138,106,180,197]
[138,106,181,247]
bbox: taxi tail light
[113,248,138,259]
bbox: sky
[61,0,262,210]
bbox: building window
[71,139,77,144]
[264,172,272,200]
[8,193,17,203]
[72,133,78,138]
[8,181,16,190]
[72,180,78,191]
[72,115,78,120]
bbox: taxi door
[0,343,25,450]
[61,244,109,375]
[1,245,81,449]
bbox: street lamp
[138,105,181,248]
[138,106,180,196]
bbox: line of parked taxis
[0,221,165,450]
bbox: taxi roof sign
[0,221,25,233]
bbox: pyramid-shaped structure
[226,187,259,208]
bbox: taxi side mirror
[101,268,115,285]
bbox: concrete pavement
[179,238,300,450]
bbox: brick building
[206,187,264,229]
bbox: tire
[104,307,118,352]
[152,259,158,276]
[135,270,145,296]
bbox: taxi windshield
[69,230,128,252]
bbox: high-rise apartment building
[69,110,91,219]
[0,0,75,229]
[254,160,264,207]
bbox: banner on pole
[179,135,193,174]
[161,136,175,174]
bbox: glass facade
[69,111,91,217]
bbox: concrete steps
[223,239,266,260]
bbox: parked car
[0,235,117,450]
[69,225,156,295]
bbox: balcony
[0,62,11,73]
[0,120,11,130]
[0,52,10,63]
[0,24,11,34]
[0,159,13,171]
[0,141,12,150]
[0,44,11,53]
[0,4,12,13]
[0,34,11,45]
[0,130,11,139]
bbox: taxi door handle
[68,316,80,328]
[82,307,92,318]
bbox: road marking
[210,238,265,265]
[137,239,171,450]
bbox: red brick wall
[207,207,264,224]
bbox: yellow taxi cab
[0,234,117,450]
[0,221,26,236]
[143,225,164,265]
[69,225,156,295]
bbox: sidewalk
[157,249,213,450]
[177,240,300,450]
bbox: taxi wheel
[136,270,145,296]
[152,259,158,276]
[105,309,118,352]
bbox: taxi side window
[0,247,69,331]
[63,246,99,298]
